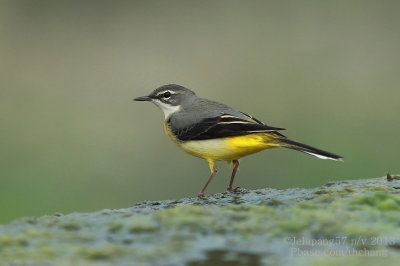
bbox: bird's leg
[227,160,240,192]
[198,160,218,198]
[198,170,217,198]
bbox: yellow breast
[177,133,280,162]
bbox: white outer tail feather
[301,151,343,161]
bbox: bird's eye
[163,91,171,99]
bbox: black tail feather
[279,138,343,161]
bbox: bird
[134,84,342,197]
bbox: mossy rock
[1,177,400,265]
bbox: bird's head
[134,84,196,118]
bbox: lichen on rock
[1,177,400,265]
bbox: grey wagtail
[134,84,342,197]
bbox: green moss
[276,215,312,233]
[310,188,358,203]
[157,206,215,232]
[58,217,92,231]
[351,193,400,210]
[127,215,159,233]
[0,234,28,246]
[297,202,319,209]
[262,198,285,206]
[79,245,126,260]
[60,223,81,231]
[314,189,329,195]
[108,221,124,233]
[363,185,398,193]
[377,198,400,211]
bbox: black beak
[133,96,152,101]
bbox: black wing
[171,113,285,141]
[239,111,265,125]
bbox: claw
[227,186,242,193]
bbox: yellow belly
[179,133,280,161]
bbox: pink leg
[198,160,218,198]
[198,170,218,198]
[227,160,240,192]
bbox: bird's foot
[197,193,213,198]
[227,186,242,193]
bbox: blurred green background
[1,0,399,224]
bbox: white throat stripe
[153,100,181,118]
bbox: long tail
[279,138,343,161]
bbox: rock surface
[1,177,400,265]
